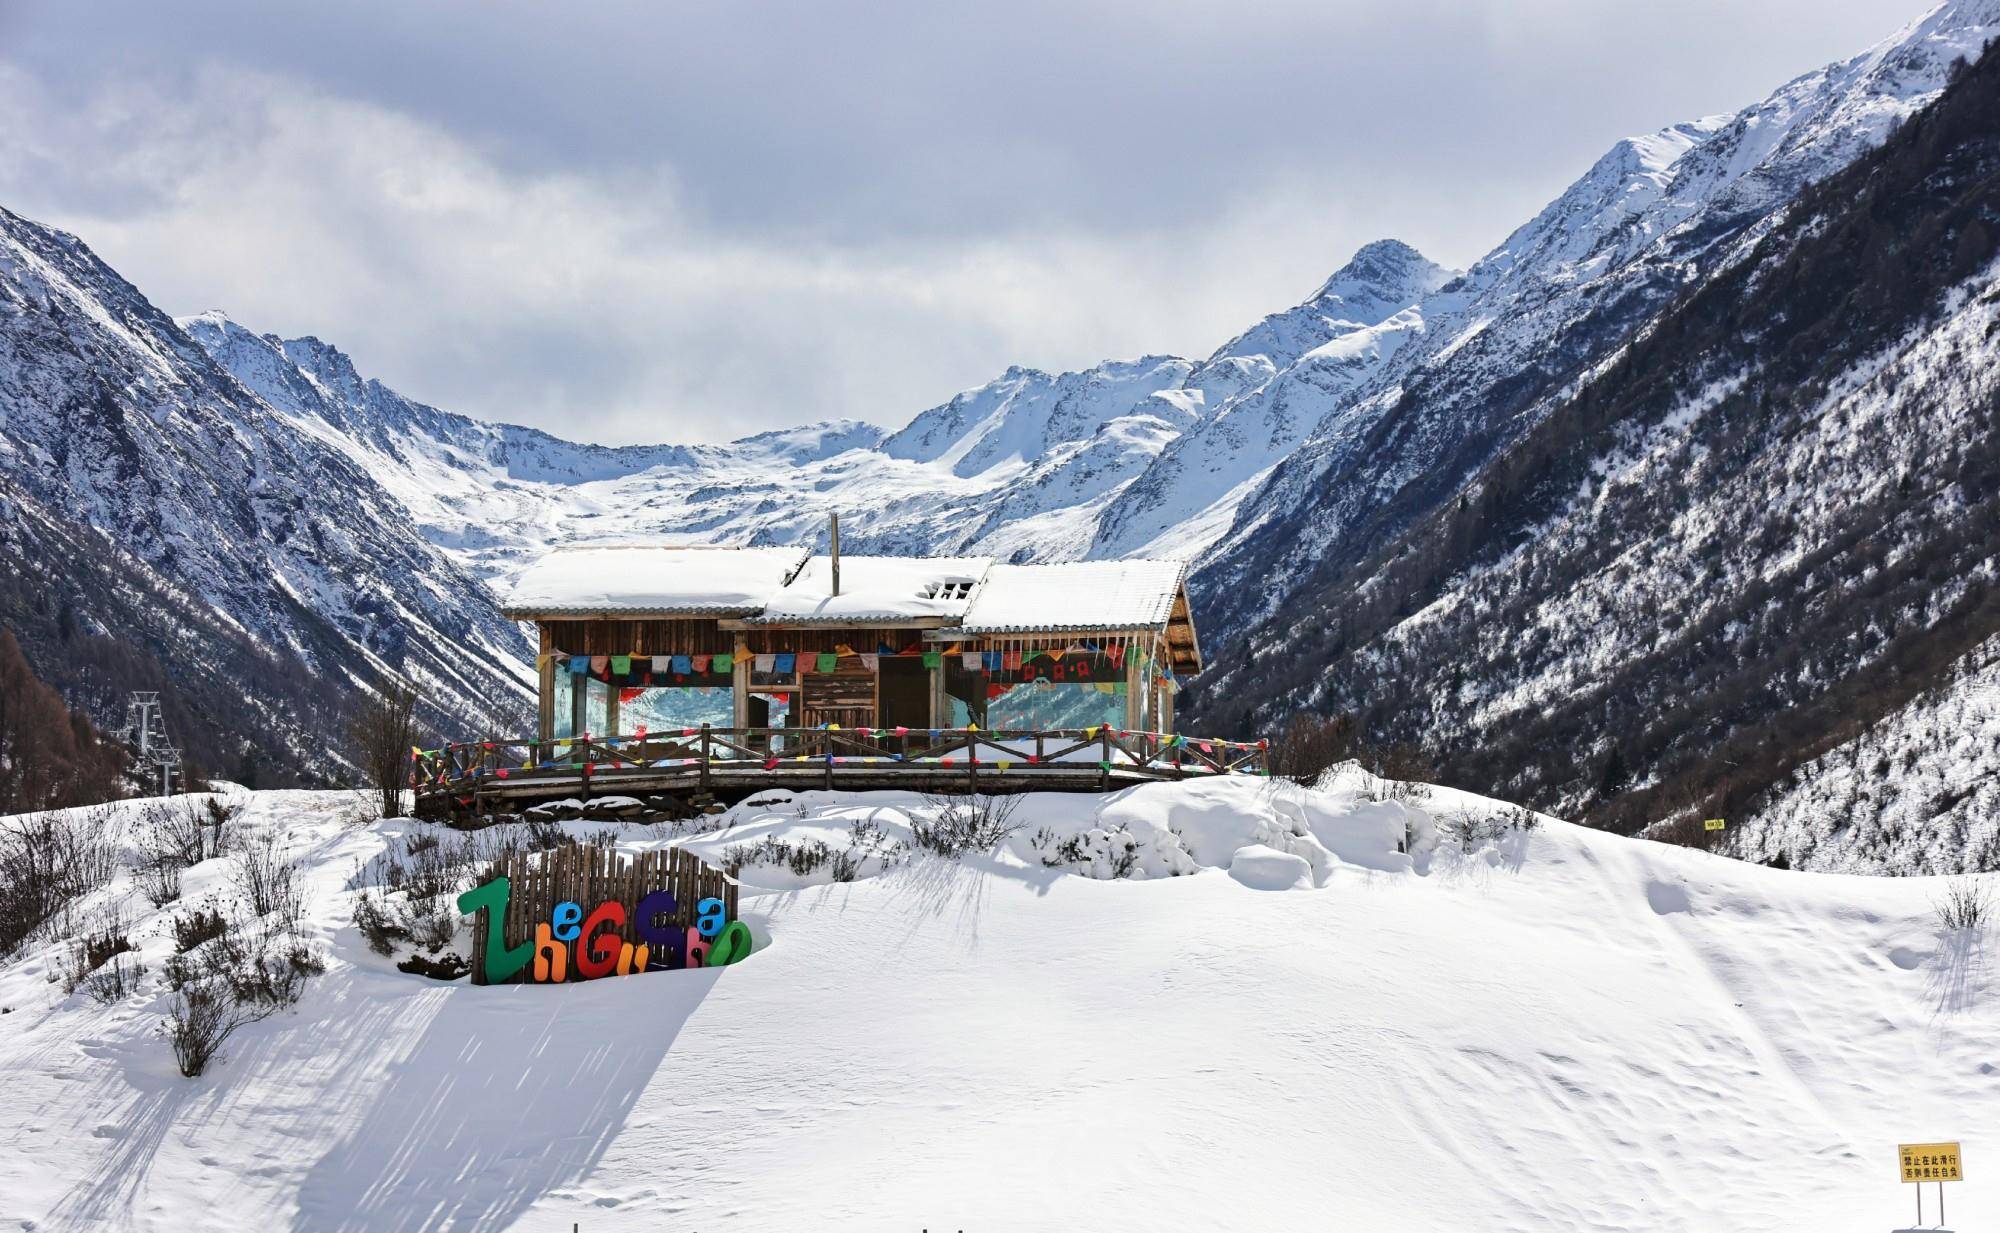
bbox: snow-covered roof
[504,546,1194,648]
[501,545,809,616]
[746,556,992,624]
[960,560,1188,633]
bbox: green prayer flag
[922,651,942,669]
[713,653,733,673]
[609,655,631,676]
[816,652,838,673]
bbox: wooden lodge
[411,540,1266,818]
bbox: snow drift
[0,777,1993,1231]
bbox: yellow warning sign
[1899,1142,1963,1183]
[1702,818,1726,831]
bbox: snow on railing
[410,724,1269,808]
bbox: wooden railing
[410,725,1268,805]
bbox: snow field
[0,777,1992,1231]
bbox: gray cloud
[0,0,1930,443]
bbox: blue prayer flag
[671,654,692,674]
[775,652,796,674]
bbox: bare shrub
[352,889,405,956]
[348,679,421,821]
[722,820,905,882]
[231,834,304,926]
[137,856,182,908]
[139,797,231,872]
[172,905,228,953]
[164,983,253,1078]
[83,953,146,1005]
[60,910,135,995]
[1032,825,1141,878]
[161,906,325,1076]
[0,809,117,955]
[383,832,473,901]
[1440,804,1541,850]
[1934,877,1992,933]
[912,793,1024,857]
[1268,712,1356,786]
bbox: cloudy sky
[0,1,1931,444]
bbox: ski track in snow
[0,779,1992,1231]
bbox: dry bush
[348,680,421,821]
[172,904,228,953]
[137,856,182,908]
[161,908,325,1076]
[0,807,117,955]
[913,793,1024,857]
[1268,712,1357,786]
[723,820,904,881]
[164,983,245,1078]
[83,953,146,1005]
[59,909,134,995]
[1934,877,1992,933]
[139,797,233,872]
[231,834,304,926]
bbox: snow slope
[1734,634,2000,875]
[1,779,1993,1231]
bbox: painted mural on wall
[458,876,753,985]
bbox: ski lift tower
[117,691,181,797]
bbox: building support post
[1124,639,1143,733]
[536,627,555,746]
[733,634,751,729]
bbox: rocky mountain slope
[0,208,533,781]
[177,235,1456,595]
[1194,32,2000,873]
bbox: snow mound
[0,780,1994,1232]
[682,775,1441,889]
[1227,844,1313,890]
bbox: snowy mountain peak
[1308,238,1455,311]
[1203,240,1457,377]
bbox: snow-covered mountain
[0,207,532,779]
[177,234,1458,595]
[1194,24,2000,872]
[1191,0,2000,640]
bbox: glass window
[552,671,576,740]
[986,680,1125,730]
[617,686,732,735]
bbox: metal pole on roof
[829,512,841,597]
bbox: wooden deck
[411,725,1268,820]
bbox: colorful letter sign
[456,875,753,984]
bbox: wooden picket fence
[471,843,739,985]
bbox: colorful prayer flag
[692,655,712,673]
[672,654,693,674]
[962,652,981,671]
[755,653,776,673]
[815,652,837,673]
[610,655,631,676]
[651,655,672,674]
[860,653,878,671]
[775,652,796,674]
[713,653,733,673]
[569,655,589,674]
[922,651,941,669]
[589,655,608,675]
